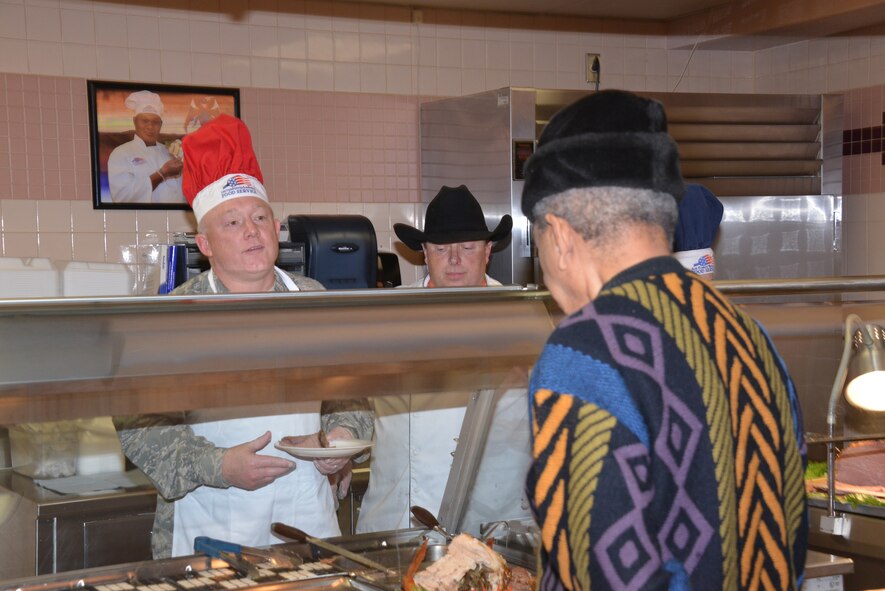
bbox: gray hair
[531,187,678,247]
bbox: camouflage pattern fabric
[114,269,373,558]
[172,268,324,295]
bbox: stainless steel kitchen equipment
[0,281,876,588]
[0,525,852,591]
[420,88,843,286]
[409,506,453,541]
[271,523,397,575]
[0,469,156,581]
[194,536,302,570]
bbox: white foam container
[76,417,125,475]
[60,261,133,296]
[9,423,79,479]
[0,257,60,298]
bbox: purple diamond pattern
[589,311,715,584]
[657,490,714,572]
[614,443,654,507]
[596,313,665,379]
[594,507,661,590]
[655,390,703,484]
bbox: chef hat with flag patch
[672,183,724,278]
[125,90,165,117]
[182,114,269,224]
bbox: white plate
[275,439,373,459]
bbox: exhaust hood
[534,89,824,197]
[421,87,841,286]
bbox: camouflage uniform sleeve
[321,398,373,440]
[115,415,228,501]
[151,498,175,559]
[321,399,373,464]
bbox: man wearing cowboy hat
[393,184,512,287]
[355,185,534,536]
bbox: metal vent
[534,90,822,197]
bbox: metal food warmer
[0,287,551,585]
[0,283,875,590]
[0,523,538,591]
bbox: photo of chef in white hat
[107,90,185,204]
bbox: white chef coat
[355,273,534,535]
[170,270,340,556]
[107,135,184,204]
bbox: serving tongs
[194,535,301,578]
[271,522,397,576]
[410,505,454,541]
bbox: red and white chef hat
[182,114,268,224]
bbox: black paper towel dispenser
[287,214,378,289]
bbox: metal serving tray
[0,528,536,591]
[0,545,392,591]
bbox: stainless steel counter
[0,468,156,580]
[806,549,854,579]
[809,499,885,590]
[0,523,853,591]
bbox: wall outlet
[586,54,601,84]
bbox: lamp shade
[845,323,885,411]
[823,314,885,535]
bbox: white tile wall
[9,0,858,98]
[4,0,885,285]
[0,0,788,95]
[0,198,425,284]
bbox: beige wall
[1,0,885,284]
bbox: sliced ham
[412,534,510,591]
[835,440,885,487]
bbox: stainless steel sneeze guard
[5,276,885,425]
[0,287,554,424]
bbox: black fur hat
[521,89,684,221]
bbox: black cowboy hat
[394,185,513,251]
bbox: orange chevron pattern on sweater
[527,258,805,591]
[653,272,802,589]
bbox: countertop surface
[805,549,854,578]
[0,467,155,505]
[0,468,857,582]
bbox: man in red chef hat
[115,114,372,559]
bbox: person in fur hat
[521,90,807,590]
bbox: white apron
[356,385,533,536]
[171,269,340,556]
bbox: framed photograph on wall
[87,80,240,210]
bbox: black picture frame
[87,80,240,211]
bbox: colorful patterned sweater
[527,256,807,591]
